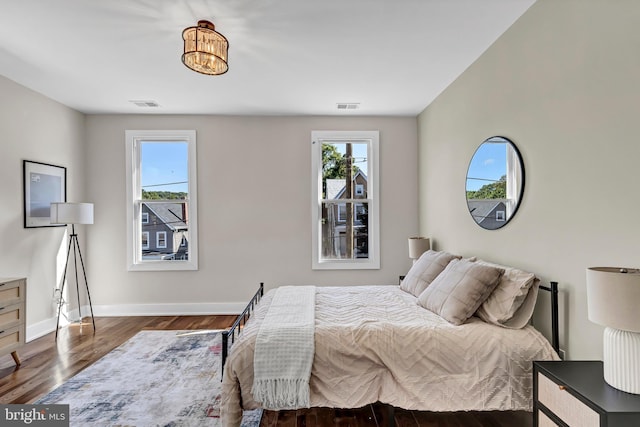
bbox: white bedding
[221,285,559,427]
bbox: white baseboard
[27,317,59,342]
[93,302,247,316]
[26,302,247,342]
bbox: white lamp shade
[408,237,430,259]
[587,267,640,333]
[50,203,94,225]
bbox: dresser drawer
[538,371,600,427]
[0,302,24,331]
[0,279,25,306]
[0,325,24,356]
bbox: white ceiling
[0,0,536,116]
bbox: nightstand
[534,361,640,426]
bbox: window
[125,130,198,271]
[157,231,167,249]
[311,130,380,269]
[496,210,506,221]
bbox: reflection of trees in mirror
[466,175,506,199]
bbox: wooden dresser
[0,277,26,366]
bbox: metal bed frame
[221,282,264,376]
[220,280,560,376]
[540,281,560,353]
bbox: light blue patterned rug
[36,330,262,427]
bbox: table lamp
[408,237,430,263]
[586,267,640,394]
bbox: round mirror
[466,136,525,230]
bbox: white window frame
[311,130,380,270]
[141,232,149,250]
[156,231,167,249]
[125,130,198,271]
[355,184,364,196]
[337,203,346,222]
[141,212,149,224]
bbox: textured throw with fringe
[252,285,316,409]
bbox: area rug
[36,330,262,427]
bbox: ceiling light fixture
[182,20,229,75]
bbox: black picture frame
[23,160,67,228]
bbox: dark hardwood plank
[0,316,532,427]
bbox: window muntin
[125,130,198,271]
[311,131,379,270]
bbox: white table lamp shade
[587,267,640,394]
[587,267,640,333]
[408,237,430,259]
[50,203,94,225]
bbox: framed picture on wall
[23,160,67,228]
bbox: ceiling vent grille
[130,100,160,108]
[336,103,360,110]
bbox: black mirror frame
[465,136,525,230]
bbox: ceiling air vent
[129,100,160,108]
[336,103,360,110]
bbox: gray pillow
[400,250,461,297]
[417,258,504,325]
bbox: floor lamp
[51,202,95,340]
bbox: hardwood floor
[0,316,532,427]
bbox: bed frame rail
[221,282,264,376]
[539,281,559,354]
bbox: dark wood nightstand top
[535,360,640,414]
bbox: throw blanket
[251,285,315,409]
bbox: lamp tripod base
[603,327,640,394]
[55,229,96,340]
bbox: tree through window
[311,131,379,270]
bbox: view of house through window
[312,131,379,270]
[140,142,188,261]
[321,141,369,260]
[126,130,198,271]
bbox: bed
[220,252,560,427]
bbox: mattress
[221,285,558,427]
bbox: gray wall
[0,75,87,338]
[85,115,418,313]
[417,0,640,360]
